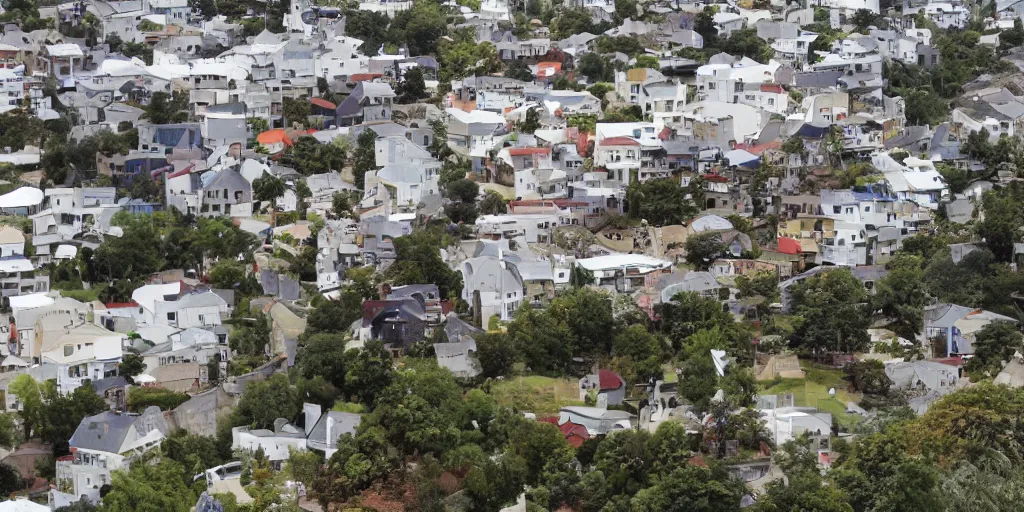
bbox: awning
[724,149,759,168]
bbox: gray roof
[444,313,483,343]
[91,376,128,394]
[69,411,140,453]
[925,303,981,329]
[307,411,361,447]
[794,71,843,88]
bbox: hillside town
[0,0,1015,509]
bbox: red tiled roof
[310,97,336,110]
[760,83,784,94]
[537,61,562,72]
[105,302,139,309]
[600,136,640,146]
[746,140,783,155]
[538,417,590,448]
[703,173,729,183]
[598,369,623,391]
[658,127,672,140]
[350,73,383,82]
[508,147,551,156]
[257,129,293,146]
[932,356,964,367]
[777,237,801,255]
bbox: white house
[61,407,168,501]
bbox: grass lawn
[490,375,585,415]
[761,362,864,428]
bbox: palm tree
[253,175,286,226]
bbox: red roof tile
[539,418,590,448]
[598,369,623,390]
[105,302,139,309]
[600,136,640,146]
[310,97,336,110]
[777,237,801,255]
[350,73,383,82]
[508,147,551,156]
[760,83,784,94]
[256,129,293,146]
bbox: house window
[167,312,176,322]
[64,345,73,357]
[768,98,775,106]
[864,206,871,212]
[833,206,841,214]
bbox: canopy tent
[0,187,43,209]
[724,148,760,168]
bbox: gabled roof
[69,411,141,453]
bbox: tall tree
[789,268,871,354]
[253,174,286,226]
[352,129,377,190]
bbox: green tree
[236,373,299,429]
[119,351,146,381]
[0,462,22,496]
[207,260,247,291]
[352,129,377,190]
[844,359,891,396]
[100,456,197,512]
[282,96,312,128]
[446,179,479,203]
[143,91,188,124]
[345,341,394,406]
[631,464,746,512]
[479,190,507,215]
[872,254,929,340]
[475,332,516,377]
[789,268,871,354]
[965,321,1024,377]
[10,374,44,439]
[385,231,463,298]
[297,333,351,391]
[577,52,614,82]
[94,213,164,280]
[507,306,574,375]
[611,324,664,385]
[286,135,347,176]
[162,430,224,477]
[397,67,427,104]
[684,232,726,270]
[755,438,853,512]
[977,184,1024,262]
[626,178,699,226]
[678,327,729,413]
[253,174,286,224]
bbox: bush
[844,360,891,396]
[127,386,191,412]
